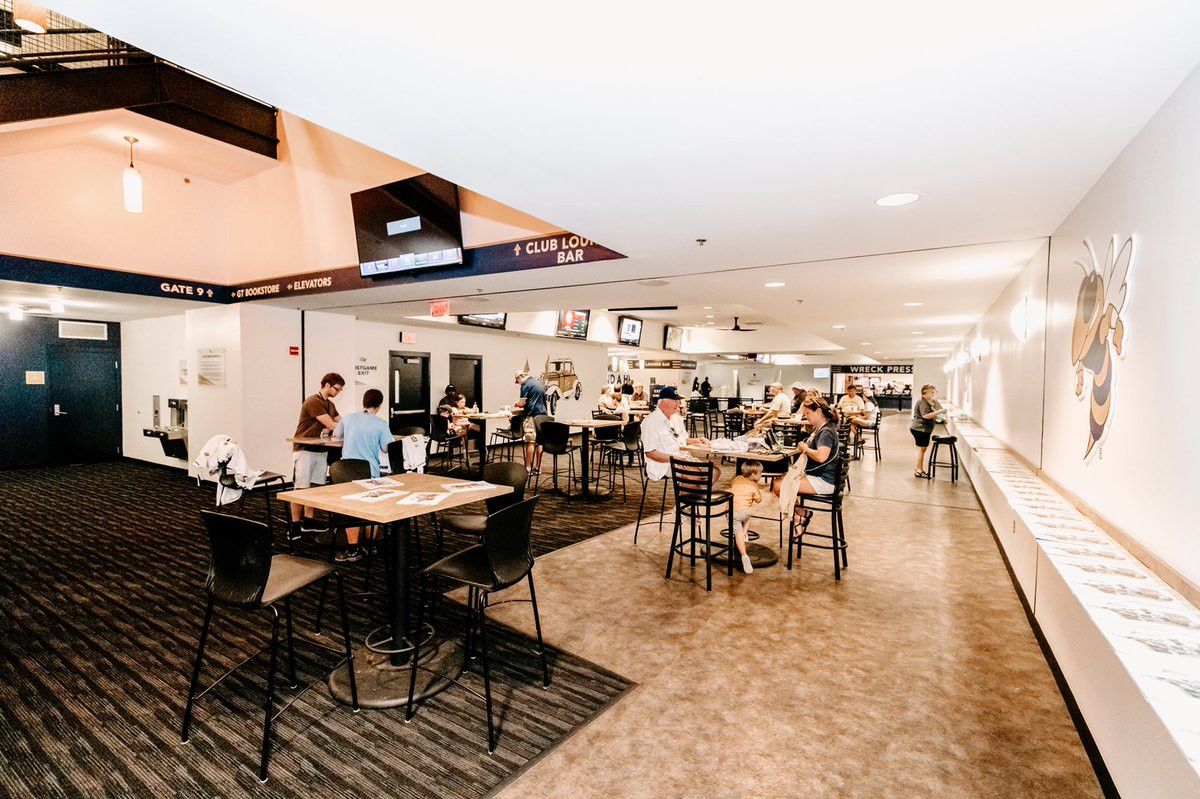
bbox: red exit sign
[288,346,300,356]
[430,300,450,317]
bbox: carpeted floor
[0,460,637,798]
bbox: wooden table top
[560,418,623,429]
[683,445,788,462]
[276,473,512,524]
[288,435,404,447]
[464,411,513,420]
[725,407,768,415]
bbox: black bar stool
[182,511,358,782]
[789,453,851,580]
[928,435,959,482]
[405,498,549,753]
[665,458,733,591]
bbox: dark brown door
[47,344,122,464]
[449,354,483,408]
[388,351,430,434]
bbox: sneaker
[285,524,303,543]
[334,548,363,564]
[300,519,328,534]
[741,554,754,574]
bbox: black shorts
[910,428,932,447]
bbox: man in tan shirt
[290,372,344,535]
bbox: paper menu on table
[343,488,408,503]
[397,492,451,506]
[354,477,404,489]
[442,481,495,493]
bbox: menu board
[556,309,590,340]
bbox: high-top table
[464,411,516,477]
[277,473,511,708]
[558,418,622,499]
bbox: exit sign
[430,301,450,317]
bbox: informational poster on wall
[197,348,225,386]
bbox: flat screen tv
[556,310,590,340]
[352,173,464,278]
[617,315,643,347]
[663,325,684,352]
[458,313,507,330]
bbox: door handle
[53,404,69,416]
[390,409,423,416]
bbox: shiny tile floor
[481,416,1103,799]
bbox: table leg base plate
[328,638,465,709]
[710,541,779,569]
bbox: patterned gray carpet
[0,461,637,798]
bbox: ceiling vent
[58,320,108,340]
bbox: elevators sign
[197,348,226,386]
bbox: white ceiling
[34,2,1200,357]
[268,238,1043,360]
[51,1,1200,271]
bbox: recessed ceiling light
[706,321,715,325]
[705,314,714,318]
[911,331,924,335]
[702,306,713,310]
[917,344,926,349]
[832,324,846,330]
[763,281,786,288]
[875,192,920,207]
[874,351,882,354]
[860,341,870,346]
[903,301,924,307]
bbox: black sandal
[914,470,929,479]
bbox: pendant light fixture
[13,1,49,34]
[122,136,143,214]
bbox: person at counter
[332,388,391,562]
[910,383,945,478]
[642,386,715,481]
[513,368,548,468]
[290,372,344,537]
[699,377,712,398]
[630,384,649,406]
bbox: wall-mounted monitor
[352,173,464,278]
[813,367,831,379]
[663,325,684,352]
[617,315,643,347]
[457,313,507,330]
[555,310,590,340]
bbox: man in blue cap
[641,385,715,483]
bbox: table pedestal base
[329,638,464,709]
[711,541,779,569]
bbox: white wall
[120,315,189,467]
[184,305,244,475]
[911,357,948,399]
[955,61,1200,587]
[239,305,303,476]
[947,242,1049,466]
[1040,62,1200,587]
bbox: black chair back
[669,457,716,501]
[483,497,539,588]
[200,510,272,608]
[531,414,553,432]
[724,410,744,436]
[429,414,454,443]
[593,417,621,443]
[537,421,571,454]
[329,458,371,484]
[772,423,803,447]
[482,462,528,513]
[622,420,642,449]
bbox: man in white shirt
[642,386,715,482]
[754,382,792,431]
